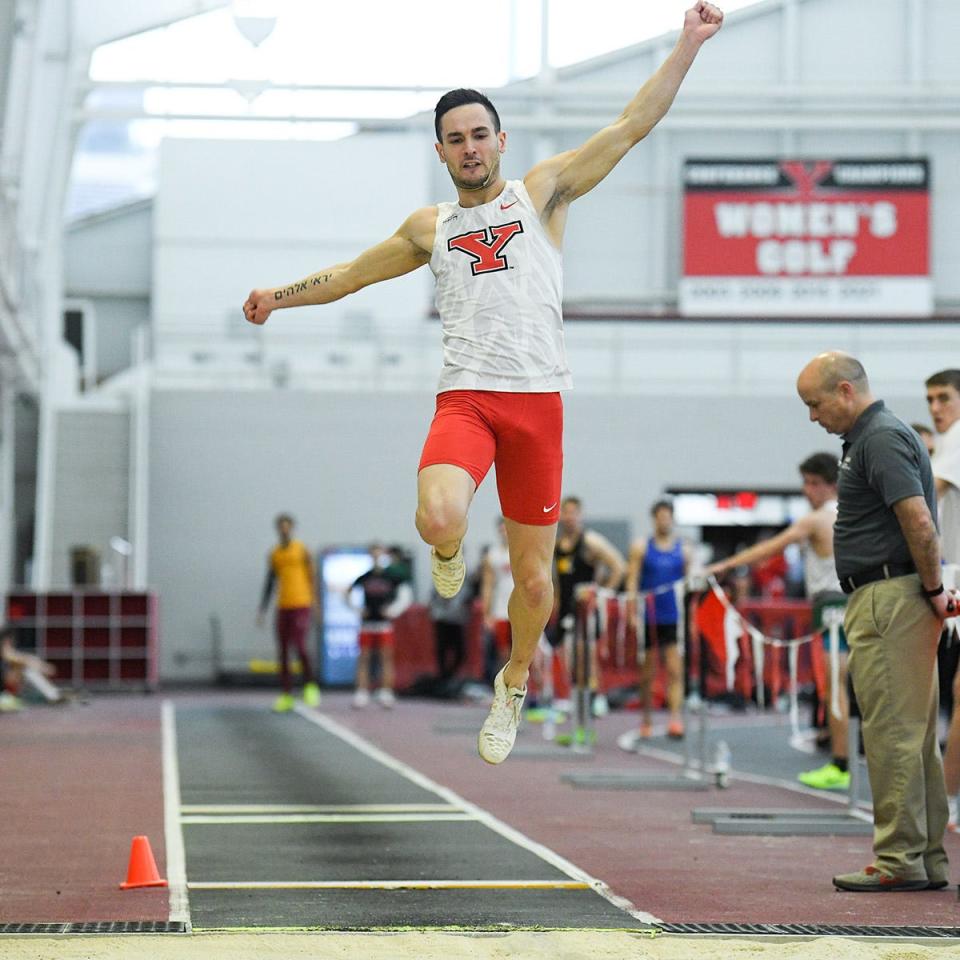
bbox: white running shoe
[431,544,466,599]
[478,666,526,764]
[375,688,396,709]
[591,693,609,718]
[352,688,370,709]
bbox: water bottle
[713,739,731,789]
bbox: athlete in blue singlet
[623,500,690,743]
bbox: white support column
[781,0,799,87]
[0,373,14,590]
[532,0,557,166]
[128,326,150,590]
[24,0,94,587]
[0,0,36,190]
[650,127,670,308]
[31,378,56,587]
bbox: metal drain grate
[0,921,188,935]
[658,922,960,939]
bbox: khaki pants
[845,574,949,881]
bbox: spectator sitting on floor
[0,623,63,711]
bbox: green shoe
[302,682,321,708]
[798,762,850,790]
[526,707,568,725]
[272,692,296,713]
[555,727,597,747]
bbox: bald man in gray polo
[797,352,952,893]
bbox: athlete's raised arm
[524,2,722,238]
[243,206,437,325]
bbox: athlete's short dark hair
[925,369,960,394]
[799,452,838,485]
[434,88,501,142]
[561,496,582,509]
[650,499,673,516]
[275,513,294,527]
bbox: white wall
[48,408,129,586]
[65,201,152,297]
[148,388,437,678]
[153,134,435,342]
[148,380,933,680]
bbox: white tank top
[804,499,842,596]
[430,180,572,393]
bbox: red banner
[679,158,931,317]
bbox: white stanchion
[787,642,803,749]
[828,619,842,721]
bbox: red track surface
[2,690,958,926]
[0,698,168,923]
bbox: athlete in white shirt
[243,3,725,764]
[708,452,850,790]
[926,369,960,830]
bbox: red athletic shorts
[358,624,394,651]
[418,391,563,526]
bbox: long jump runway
[173,703,646,931]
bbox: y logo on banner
[779,160,834,198]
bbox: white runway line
[293,705,658,925]
[188,880,592,891]
[180,803,459,814]
[161,700,192,930]
[181,812,477,824]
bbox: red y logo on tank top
[447,220,524,275]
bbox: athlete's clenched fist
[243,289,274,326]
[685,2,724,43]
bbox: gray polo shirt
[834,400,938,581]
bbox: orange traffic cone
[119,835,168,890]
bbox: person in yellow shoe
[257,513,321,712]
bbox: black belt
[840,562,916,595]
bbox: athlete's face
[652,507,673,538]
[559,502,582,536]
[801,473,835,510]
[435,103,506,192]
[276,518,293,542]
[926,383,960,435]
